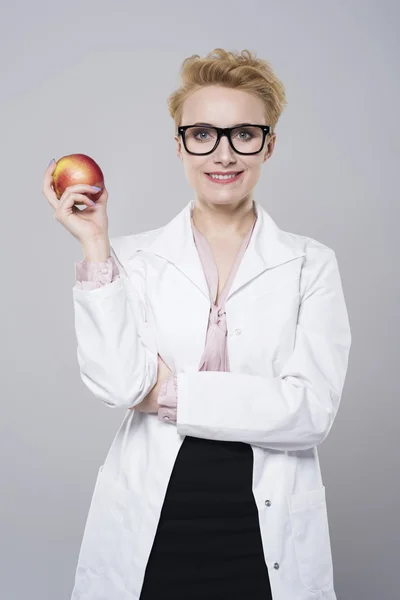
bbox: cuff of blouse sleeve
[75,255,120,285]
[157,373,178,424]
[174,372,192,436]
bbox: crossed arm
[74,246,352,450]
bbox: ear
[264,133,277,162]
[174,135,183,161]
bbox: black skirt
[139,435,273,600]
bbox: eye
[234,129,254,141]
[232,127,260,142]
[195,131,210,140]
[188,127,217,143]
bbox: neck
[191,197,257,240]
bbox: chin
[200,195,237,206]
[205,189,251,202]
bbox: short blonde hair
[168,48,287,135]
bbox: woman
[42,49,351,600]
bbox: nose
[212,134,237,165]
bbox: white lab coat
[70,198,352,600]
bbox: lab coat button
[235,328,242,336]
[163,415,170,421]
[100,267,109,274]
[265,500,271,507]
[274,562,280,570]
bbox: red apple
[52,153,104,205]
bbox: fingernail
[92,186,101,191]
[90,200,96,205]
[48,158,55,166]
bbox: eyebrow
[192,121,255,128]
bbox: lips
[206,171,243,175]
[204,171,244,184]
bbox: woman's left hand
[129,354,172,412]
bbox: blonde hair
[168,48,287,135]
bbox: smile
[205,171,244,183]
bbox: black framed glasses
[177,123,271,156]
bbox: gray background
[1,1,398,598]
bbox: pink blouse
[74,212,257,421]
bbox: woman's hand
[130,354,172,413]
[42,160,110,245]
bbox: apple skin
[52,153,104,205]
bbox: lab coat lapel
[229,202,306,298]
[136,199,305,300]
[137,200,210,299]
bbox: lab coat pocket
[287,486,334,592]
[246,289,300,359]
[249,275,300,305]
[249,272,301,321]
[77,465,128,576]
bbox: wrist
[81,235,111,262]
[157,373,177,405]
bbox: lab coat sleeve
[72,237,158,409]
[176,247,352,451]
